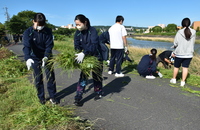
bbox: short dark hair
[115,15,124,23]
[33,13,46,26]
[181,18,192,40]
[74,14,91,27]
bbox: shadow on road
[80,76,131,106]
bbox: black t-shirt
[158,50,172,61]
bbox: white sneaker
[180,81,185,87]
[145,75,156,79]
[108,71,112,75]
[170,78,176,84]
[115,73,124,77]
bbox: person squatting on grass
[23,13,58,105]
[156,50,175,69]
[137,48,163,79]
[170,18,196,87]
[108,15,128,77]
[73,14,103,106]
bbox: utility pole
[4,7,10,21]
[3,7,12,43]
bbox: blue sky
[0,0,200,27]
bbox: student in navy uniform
[23,13,58,105]
[99,31,110,64]
[156,50,175,69]
[137,48,163,79]
[73,14,103,106]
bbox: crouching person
[23,13,58,105]
[137,48,163,79]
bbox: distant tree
[152,26,162,33]
[196,27,200,32]
[165,24,177,32]
[0,23,6,38]
[5,10,55,34]
[53,28,76,36]
[149,28,152,33]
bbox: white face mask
[37,26,44,30]
[76,25,85,31]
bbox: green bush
[54,34,67,41]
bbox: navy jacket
[23,26,54,61]
[99,31,110,44]
[137,55,156,75]
[158,50,173,61]
[74,26,100,57]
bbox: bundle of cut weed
[48,49,101,77]
[0,56,27,78]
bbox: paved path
[7,43,200,130]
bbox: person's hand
[75,52,85,63]
[26,59,34,70]
[42,57,48,67]
[125,50,129,55]
[124,46,128,53]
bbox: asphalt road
[7,43,200,130]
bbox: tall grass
[0,47,92,130]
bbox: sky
[0,0,200,27]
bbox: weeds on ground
[0,47,93,130]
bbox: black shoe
[50,98,59,104]
[74,99,82,106]
[40,100,46,105]
[94,94,102,101]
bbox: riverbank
[132,35,200,44]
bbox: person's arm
[164,58,172,64]
[122,25,128,52]
[22,29,32,61]
[74,30,82,52]
[173,32,179,48]
[44,28,54,58]
[83,27,99,55]
[122,36,127,47]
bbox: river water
[127,37,200,54]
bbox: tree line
[1,10,200,41]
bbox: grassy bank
[0,47,92,130]
[133,36,200,44]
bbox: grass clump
[50,40,102,78]
[0,47,93,130]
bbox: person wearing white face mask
[73,14,103,106]
[23,13,58,105]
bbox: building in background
[192,21,200,30]
[60,24,75,29]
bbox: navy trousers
[75,61,103,101]
[109,49,124,74]
[31,60,56,101]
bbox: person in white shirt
[108,15,128,77]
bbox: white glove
[124,46,128,53]
[42,57,48,67]
[158,72,163,78]
[26,59,34,70]
[75,52,85,63]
